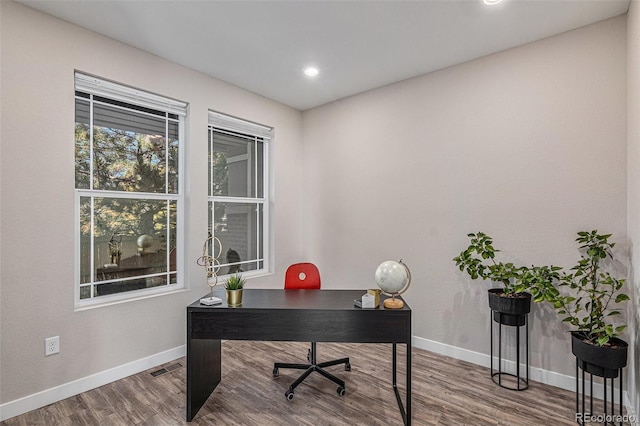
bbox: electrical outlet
[45,336,59,356]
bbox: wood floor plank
[1,342,630,425]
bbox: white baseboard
[0,345,186,422]
[412,336,635,420]
[412,336,578,393]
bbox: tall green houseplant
[552,230,629,346]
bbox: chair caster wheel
[345,362,351,371]
[285,390,294,401]
[307,349,311,362]
[273,368,279,377]
[337,386,345,396]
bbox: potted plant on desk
[225,274,245,307]
[453,232,560,324]
[551,230,629,377]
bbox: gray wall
[0,0,303,404]
[301,16,627,378]
[627,0,640,418]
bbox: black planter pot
[571,331,628,378]
[488,289,531,326]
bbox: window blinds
[74,72,188,117]
[208,111,273,140]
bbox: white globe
[375,260,409,295]
[137,234,154,249]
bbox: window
[74,72,186,306]
[208,111,272,276]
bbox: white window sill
[74,285,187,312]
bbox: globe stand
[383,295,404,309]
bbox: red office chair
[273,263,351,400]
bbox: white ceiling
[19,0,630,111]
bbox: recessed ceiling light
[304,67,319,77]
[483,0,503,5]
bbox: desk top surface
[188,288,410,312]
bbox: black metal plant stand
[490,310,529,391]
[575,360,624,425]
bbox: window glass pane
[257,141,264,199]
[208,130,213,197]
[80,285,91,300]
[257,204,264,262]
[94,277,148,297]
[75,99,91,189]
[213,202,263,274]
[208,200,213,236]
[210,145,227,197]
[212,131,262,198]
[168,121,179,194]
[92,103,167,193]
[167,200,178,273]
[90,197,174,284]
[93,101,166,135]
[79,196,92,284]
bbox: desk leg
[392,343,411,426]
[407,342,411,425]
[186,337,221,421]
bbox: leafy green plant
[519,265,562,303]
[453,232,560,301]
[552,230,629,346]
[225,274,246,290]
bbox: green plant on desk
[225,274,245,290]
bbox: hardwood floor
[1,341,627,425]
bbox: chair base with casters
[273,342,351,400]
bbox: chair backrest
[285,262,321,290]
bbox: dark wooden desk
[187,289,412,424]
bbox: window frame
[74,72,187,309]
[208,111,272,279]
